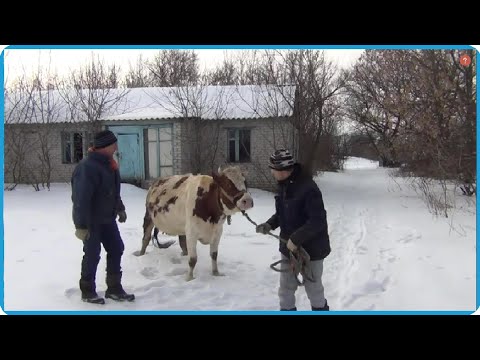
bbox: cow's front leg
[210,239,224,276]
[186,238,197,282]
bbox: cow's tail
[151,227,175,248]
[153,227,160,242]
[143,207,175,249]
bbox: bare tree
[124,54,152,88]
[147,81,232,174]
[204,57,238,85]
[146,50,200,87]
[265,50,347,174]
[344,50,419,167]
[234,82,297,188]
[448,49,476,197]
[399,50,476,216]
[57,53,130,134]
[203,50,277,86]
[346,49,476,217]
[27,73,64,190]
[4,76,34,189]
[208,50,347,185]
[4,53,67,191]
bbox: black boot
[79,279,105,305]
[105,272,135,302]
[280,307,297,311]
[312,300,329,311]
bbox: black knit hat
[94,130,117,149]
[269,148,295,171]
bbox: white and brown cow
[138,166,254,281]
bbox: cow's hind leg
[139,208,155,256]
[210,238,224,276]
[179,235,188,256]
[185,234,197,282]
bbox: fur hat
[94,130,117,149]
[269,149,295,171]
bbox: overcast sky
[1,47,365,85]
[5,46,476,87]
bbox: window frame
[227,127,252,163]
[61,131,94,164]
[144,124,174,179]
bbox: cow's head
[213,165,254,213]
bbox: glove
[287,239,298,253]
[75,228,89,241]
[117,210,127,223]
[256,222,271,234]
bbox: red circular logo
[460,54,471,67]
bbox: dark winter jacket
[266,163,331,261]
[71,151,125,229]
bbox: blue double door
[108,125,174,183]
[108,126,144,183]
[117,133,141,181]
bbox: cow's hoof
[212,271,224,277]
[181,251,188,256]
[133,250,145,257]
[185,274,195,282]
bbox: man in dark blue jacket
[71,130,134,304]
[256,149,331,311]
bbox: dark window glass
[239,129,250,162]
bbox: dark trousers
[81,221,125,282]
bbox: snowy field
[2,157,477,313]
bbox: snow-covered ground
[2,157,476,313]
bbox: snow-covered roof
[4,85,296,124]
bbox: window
[144,125,173,179]
[228,128,251,163]
[61,131,94,164]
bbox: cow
[138,166,254,281]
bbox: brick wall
[223,117,296,192]
[179,117,296,192]
[172,121,183,175]
[4,123,96,185]
[5,117,297,192]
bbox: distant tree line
[344,49,476,216]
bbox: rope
[241,211,315,286]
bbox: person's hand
[117,210,127,223]
[287,239,297,252]
[256,223,272,234]
[75,228,89,241]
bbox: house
[4,85,297,191]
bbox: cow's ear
[235,165,247,177]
